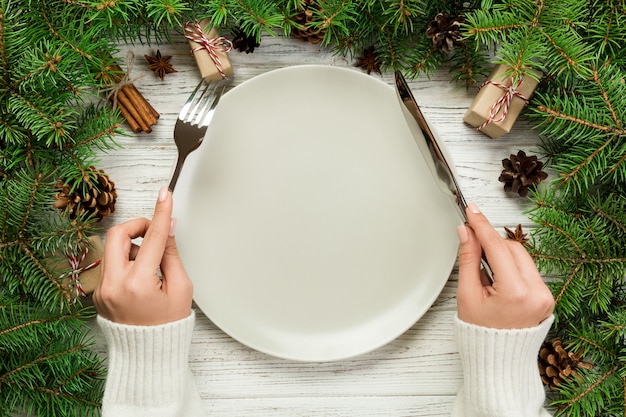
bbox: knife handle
[480,254,494,285]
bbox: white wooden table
[91,34,542,416]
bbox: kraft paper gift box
[56,235,104,297]
[463,64,540,139]
[187,18,234,81]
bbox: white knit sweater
[97,311,554,417]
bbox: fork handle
[168,154,187,191]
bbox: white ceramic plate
[175,65,461,362]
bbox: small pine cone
[538,338,593,390]
[232,26,260,53]
[498,150,548,197]
[53,166,117,221]
[291,0,327,44]
[425,11,465,52]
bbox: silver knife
[394,70,494,284]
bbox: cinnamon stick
[122,85,158,127]
[107,63,159,132]
[117,89,152,133]
[126,84,160,120]
[117,101,141,133]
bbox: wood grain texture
[91,34,542,416]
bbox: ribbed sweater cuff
[453,314,554,417]
[97,311,195,410]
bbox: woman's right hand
[456,203,555,329]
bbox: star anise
[355,46,382,75]
[504,224,532,248]
[144,50,177,81]
[232,26,260,53]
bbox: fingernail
[467,202,481,214]
[456,225,469,244]
[158,187,169,202]
[169,218,177,237]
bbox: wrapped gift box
[186,19,234,81]
[464,65,540,139]
[55,235,103,297]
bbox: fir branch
[464,10,526,40]
[536,218,584,257]
[70,122,120,150]
[382,0,422,35]
[0,311,82,343]
[361,8,402,70]
[145,0,191,28]
[556,134,615,187]
[409,46,435,73]
[0,2,624,415]
[536,105,625,135]
[19,171,43,236]
[592,67,621,127]
[0,338,103,414]
[231,0,286,39]
[8,93,76,148]
[574,335,618,359]
[587,0,626,60]
[40,2,94,61]
[0,250,28,290]
[592,204,626,234]
[0,4,8,84]
[599,310,626,340]
[309,0,351,46]
[21,242,73,306]
[449,37,490,87]
[551,262,583,308]
[533,252,626,266]
[565,364,620,412]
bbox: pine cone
[538,338,593,390]
[232,26,260,53]
[291,0,326,44]
[425,11,465,52]
[498,150,548,197]
[53,166,117,221]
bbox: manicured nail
[456,225,469,244]
[169,218,177,237]
[158,187,169,202]
[467,202,481,214]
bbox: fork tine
[185,82,216,124]
[178,80,204,120]
[198,84,227,127]
[192,83,219,125]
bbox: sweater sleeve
[451,314,555,417]
[97,311,205,417]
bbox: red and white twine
[60,244,101,300]
[184,21,233,79]
[477,78,529,131]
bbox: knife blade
[394,70,494,284]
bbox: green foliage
[0,1,130,415]
[1,0,625,416]
[0,295,104,417]
[463,1,626,415]
[192,0,491,86]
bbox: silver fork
[168,80,228,191]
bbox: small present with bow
[185,19,234,81]
[53,235,104,300]
[463,64,541,139]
